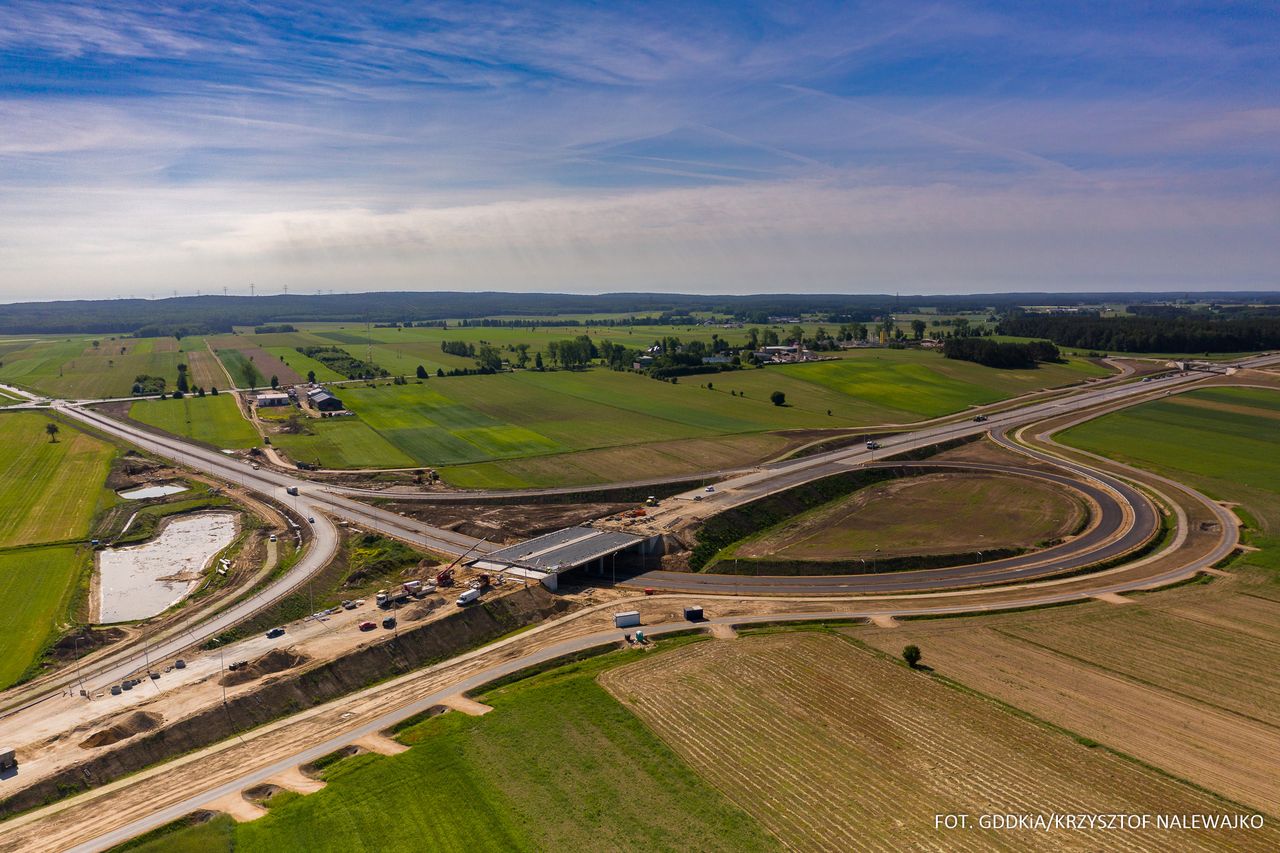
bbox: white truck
[0,746,16,773]
[456,588,482,607]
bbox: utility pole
[250,282,255,297]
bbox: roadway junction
[0,351,1276,850]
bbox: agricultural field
[185,348,229,390]
[123,643,777,852]
[855,585,1280,815]
[0,545,87,688]
[127,395,261,450]
[0,412,117,689]
[603,632,1276,851]
[0,412,118,548]
[208,339,301,390]
[262,347,1107,483]
[0,335,205,399]
[732,472,1085,563]
[1060,385,1280,532]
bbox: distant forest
[999,309,1280,354]
[1,290,1277,336]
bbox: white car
[704,485,715,492]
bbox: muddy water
[117,482,188,500]
[98,512,238,623]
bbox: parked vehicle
[358,621,376,631]
[382,616,397,629]
[456,588,482,606]
[307,516,315,524]
[0,746,17,773]
[704,485,715,492]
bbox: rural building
[633,355,655,369]
[307,387,344,412]
[255,391,290,407]
[702,355,732,365]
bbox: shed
[614,610,641,629]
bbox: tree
[175,363,189,394]
[514,343,531,368]
[474,344,503,372]
[911,319,927,340]
[270,374,279,389]
[307,370,317,384]
[415,364,428,379]
[534,351,544,370]
[903,645,922,668]
[210,386,219,395]
[436,367,445,377]
[770,390,786,406]
[45,422,59,443]
[197,386,206,397]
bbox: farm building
[307,388,344,412]
[255,391,290,407]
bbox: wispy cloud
[0,1,1276,298]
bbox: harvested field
[602,632,1275,852]
[853,586,1280,814]
[186,349,228,390]
[734,471,1085,562]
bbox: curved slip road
[619,448,1157,595]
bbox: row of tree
[998,312,1280,354]
[942,338,1060,369]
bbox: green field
[0,335,204,399]
[260,347,1106,484]
[1060,387,1280,524]
[0,412,118,547]
[128,395,261,449]
[0,545,86,688]
[1060,385,1280,571]
[0,412,118,689]
[119,643,777,852]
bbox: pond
[98,512,238,623]
[118,482,189,500]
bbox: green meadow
[115,643,777,853]
[0,412,118,688]
[128,394,262,449]
[1060,385,1280,573]
[0,545,87,688]
[264,346,1106,484]
[0,335,203,399]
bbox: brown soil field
[601,633,1274,852]
[735,472,1085,562]
[854,578,1280,814]
[384,500,633,543]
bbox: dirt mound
[49,627,128,663]
[79,711,164,749]
[243,783,282,804]
[220,648,310,687]
[403,598,442,621]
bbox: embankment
[0,586,571,819]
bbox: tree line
[943,337,1060,369]
[998,312,1280,354]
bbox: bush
[903,645,922,668]
[770,390,785,406]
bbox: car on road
[269,534,277,542]
[382,616,397,629]
[693,494,703,501]
[308,516,315,523]
[358,621,376,631]
[704,485,715,492]
[973,415,988,422]
[252,463,260,470]
[265,627,285,639]
[866,440,880,450]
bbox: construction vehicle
[376,588,411,608]
[0,746,16,773]
[644,496,658,507]
[435,567,455,587]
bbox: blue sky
[0,1,1277,299]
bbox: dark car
[265,627,285,639]
[382,616,398,629]
[972,415,988,422]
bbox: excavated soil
[220,648,310,687]
[382,502,633,543]
[79,711,164,749]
